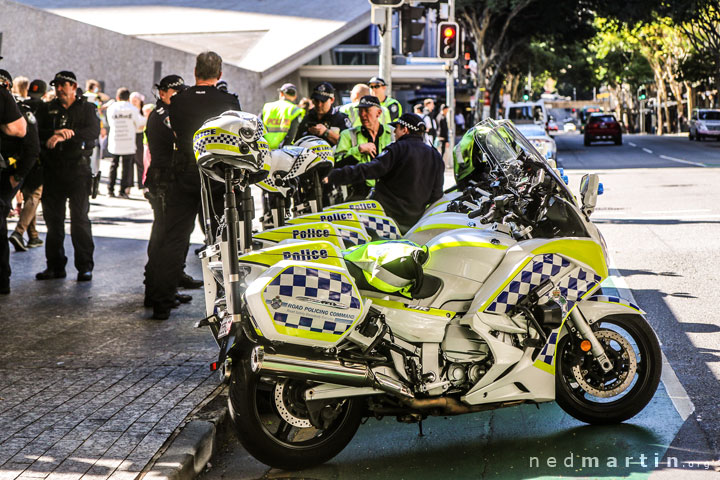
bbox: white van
[504,101,548,125]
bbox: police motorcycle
[193,112,662,471]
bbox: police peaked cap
[155,74,187,91]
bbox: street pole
[446,0,456,144]
[379,7,393,94]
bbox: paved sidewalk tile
[2,186,221,480]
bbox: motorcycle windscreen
[357,213,402,241]
[238,241,345,269]
[245,260,366,347]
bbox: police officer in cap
[368,76,402,123]
[296,81,350,146]
[35,71,100,282]
[151,51,241,320]
[326,113,444,233]
[0,68,33,294]
[143,74,196,309]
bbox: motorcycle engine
[441,323,493,390]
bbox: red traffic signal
[437,22,459,60]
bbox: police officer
[326,113,444,233]
[2,72,41,253]
[151,51,241,320]
[0,68,31,294]
[334,95,393,201]
[35,71,100,282]
[261,83,304,149]
[368,77,402,123]
[143,74,193,309]
[296,82,350,146]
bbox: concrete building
[0,0,450,114]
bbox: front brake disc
[571,330,637,398]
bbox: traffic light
[368,0,404,5]
[523,88,530,101]
[638,87,647,100]
[400,5,426,54]
[437,21,459,60]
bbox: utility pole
[378,7,393,93]
[445,0,456,144]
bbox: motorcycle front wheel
[228,363,364,470]
[555,314,661,424]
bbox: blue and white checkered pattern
[338,228,368,248]
[544,267,603,314]
[486,254,570,314]
[587,295,641,312]
[537,330,559,366]
[360,214,401,240]
[264,266,362,336]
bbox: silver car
[515,123,557,160]
[689,108,720,141]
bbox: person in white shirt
[106,87,145,198]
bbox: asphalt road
[199,133,720,479]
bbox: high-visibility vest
[261,99,305,149]
[381,96,402,123]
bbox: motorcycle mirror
[580,173,600,216]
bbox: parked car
[584,113,622,146]
[515,123,557,160]
[563,119,577,132]
[689,108,720,141]
[546,116,559,134]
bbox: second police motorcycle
[191,112,661,470]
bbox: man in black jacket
[151,52,241,320]
[0,68,30,294]
[34,71,100,282]
[326,113,444,233]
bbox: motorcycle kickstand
[418,419,424,437]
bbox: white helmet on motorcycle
[257,147,302,196]
[292,135,335,176]
[193,110,270,183]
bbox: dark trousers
[151,172,199,309]
[41,164,94,272]
[0,170,19,289]
[109,154,134,192]
[144,189,167,301]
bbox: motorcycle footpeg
[522,338,545,349]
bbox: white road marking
[659,155,707,167]
[604,259,695,421]
[642,209,711,214]
[629,142,637,147]
[643,148,654,154]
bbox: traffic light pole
[446,0,456,144]
[379,7,393,93]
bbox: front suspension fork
[569,310,613,373]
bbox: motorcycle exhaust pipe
[250,346,413,399]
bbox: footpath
[0,175,220,480]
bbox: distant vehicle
[579,105,604,126]
[688,108,720,141]
[584,113,622,146]
[515,122,557,160]
[546,116,559,134]
[563,120,577,132]
[505,101,548,126]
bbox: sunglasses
[369,84,384,88]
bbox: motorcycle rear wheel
[228,364,364,470]
[555,314,661,424]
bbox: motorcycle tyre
[555,314,661,425]
[228,363,364,470]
